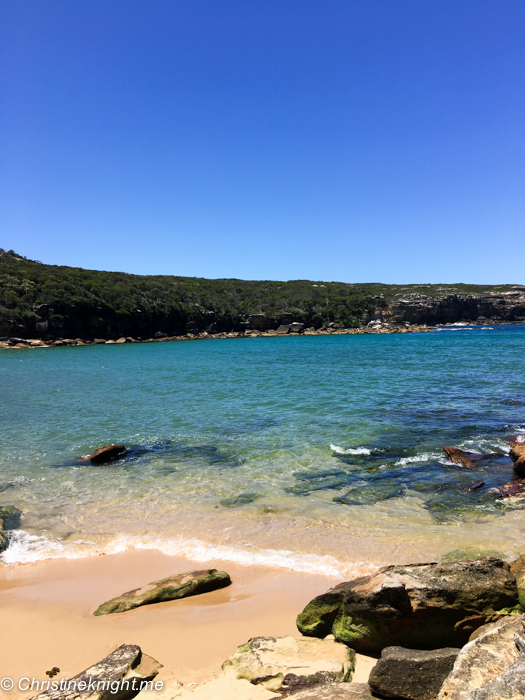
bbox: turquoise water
[1,327,525,575]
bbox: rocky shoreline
[25,556,525,700]
[0,322,441,349]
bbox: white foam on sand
[1,530,375,579]
[330,444,371,456]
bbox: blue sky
[1,0,523,283]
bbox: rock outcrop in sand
[221,635,355,692]
[94,569,232,615]
[30,644,161,699]
[297,559,519,653]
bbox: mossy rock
[94,569,231,615]
[221,635,355,692]
[297,559,519,653]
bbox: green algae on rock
[297,559,519,653]
[221,635,355,693]
[93,569,231,616]
[0,505,21,553]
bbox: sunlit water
[1,326,525,576]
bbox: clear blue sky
[1,0,524,283]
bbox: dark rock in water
[83,444,128,464]
[467,481,485,491]
[220,493,262,508]
[30,644,162,699]
[443,447,502,469]
[285,683,373,699]
[297,558,519,654]
[368,646,460,700]
[437,615,524,700]
[94,569,231,615]
[468,628,525,699]
[509,445,525,478]
[0,505,21,552]
[488,479,525,499]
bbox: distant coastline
[2,249,524,342]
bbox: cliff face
[374,291,525,326]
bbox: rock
[509,445,525,478]
[443,447,501,469]
[290,322,305,333]
[487,480,525,499]
[154,331,167,338]
[94,569,231,615]
[276,325,291,334]
[436,615,524,700]
[116,337,127,343]
[30,643,162,699]
[85,444,128,464]
[286,683,374,699]
[510,557,525,607]
[93,338,106,344]
[468,629,525,699]
[368,647,460,700]
[0,505,21,552]
[508,435,525,449]
[297,558,519,653]
[221,635,355,692]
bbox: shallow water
[1,326,525,576]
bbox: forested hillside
[0,250,380,338]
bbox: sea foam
[330,444,371,455]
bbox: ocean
[1,325,525,577]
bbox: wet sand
[0,549,376,698]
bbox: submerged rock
[436,615,524,700]
[442,447,501,469]
[368,647,460,700]
[94,569,231,615]
[31,644,161,699]
[82,444,128,464]
[221,635,355,692]
[0,505,21,552]
[297,558,519,653]
[487,479,525,499]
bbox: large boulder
[469,632,525,699]
[0,505,21,552]
[221,636,355,692]
[510,445,525,478]
[368,647,460,700]
[436,615,524,700]
[30,644,162,699]
[297,559,519,653]
[94,569,231,615]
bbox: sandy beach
[0,549,377,698]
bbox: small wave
[330,444,371,456]
[1,530,375,579]
[394,453,435,466]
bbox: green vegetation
[1,249,521,339]
[0,250,379,338]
